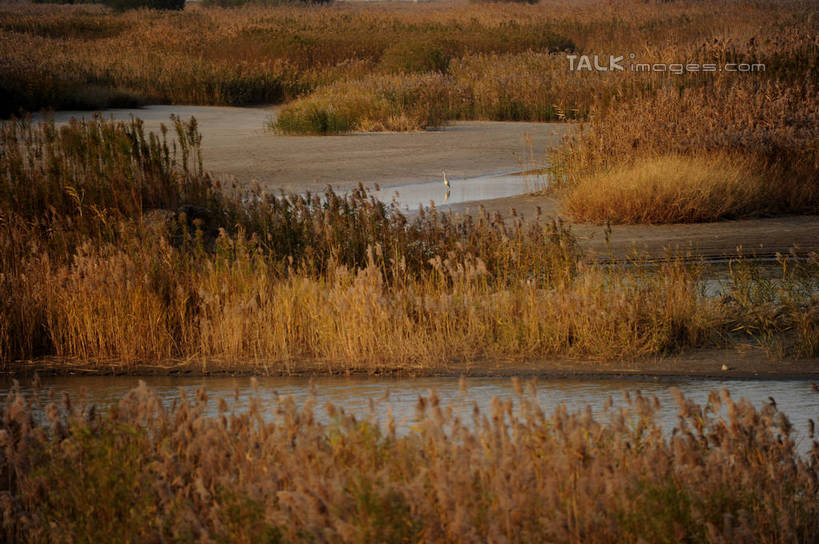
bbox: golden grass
[1,0,811,120]
[275,72,456,134]
[3,0,816,220]
[548,79,819,223]
[1,117,817,370]
[36,241,720,368]
[563,154,774,224]
[0,2,576,116]
[2,382,818,541]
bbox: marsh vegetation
[2,381,818,542]
[0,0,817,368]
[0,117,816,371]
[1,2,817,540]
[2,0,816,224]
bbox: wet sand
[8,347,819,379]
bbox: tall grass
[563,154,776,224]
[4,0,811,120]
[550,80,819,223]
[275,72,456,134]
[1,117,817,369]
[2,382,818,541]
[3,0,816,222]
[0,2,574,116]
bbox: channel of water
[3,376,817,451]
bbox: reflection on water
[3,375,817,449]
[371,171,546,211]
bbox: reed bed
[1,382,818,542]
[552,80,819,223]
[563,154,772,224]
[0,2,575,116]
[1,116,817,369]
[1,0,809,120]
[272,0,817,133]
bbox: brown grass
[563,154,775,224]
[1,382,818,542]
[1,117,817,370]
[550,79,819,223]
[2,0,816,219]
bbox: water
[371,171,546,211]
[4,376,817,450]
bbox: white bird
[442,170,450,189]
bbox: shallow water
[4,376,817,450]
[371,171,547,211]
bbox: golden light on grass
[563,154,771,224]
[548,81,819,222]
[1,117,817,370]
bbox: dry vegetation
[563,154,773,224]
[1,382,818,542]
[1,117,817,370]
[1,0,817,222]
[2,4,818,538]
[552,81,819,223]
[0,2,576,117]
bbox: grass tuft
[563,154,775,224]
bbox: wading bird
[442,170,450,189]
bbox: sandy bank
[444,194,819,260]
[6,348,819,379]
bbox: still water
[371,171,546,211]
[3,376,817,448]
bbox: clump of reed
[1,382,817,542]
[552,79,819,223]
[563,154,773,224]
[723,251,819,359]
[275,72,457,134]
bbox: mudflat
[8,347,819,379]
[47,105,572,192]
[445,194,819,260]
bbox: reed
[0,2,575,117]
[1,383,817,542]
[3,0,816,221]
[551,80,819,223]
[1,117,817,369]
[562,154,774,224]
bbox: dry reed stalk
[1,382,817,542]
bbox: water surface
[371,171,547,210]
[4,376,816,450]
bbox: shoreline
[5,348,818,381]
